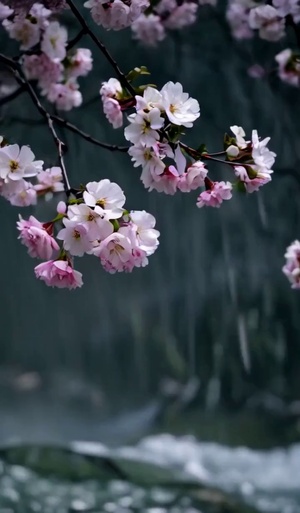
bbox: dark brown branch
[65,0,136,96]
[51,114,129,152]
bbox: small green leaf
[126,66,151,83]
[196,143,207,155]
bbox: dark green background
[0,4,300,444]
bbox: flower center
[73,229,81,239]
[50,36,57,48]
[9,160,19,172]
[96,199,106,208]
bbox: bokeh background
[1,3,300,512]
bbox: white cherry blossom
[160,81,200,128]
[83,179,125,219]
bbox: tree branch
[65,0,136,96]
[0,53,71,194]
[51,114,129,152]
[67,28,86,50]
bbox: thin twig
[67,28,86,50]
[51,114,129,152]
[65,0,136,96]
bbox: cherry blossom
[177,161,208,192]
[3,15,41,50]
[129,210,160,255]
[161,81,200,128]
[283,240,300,289]
[0,144,43,181]
[196,181,233,208]
[17,215,59,260]
[46,80,82,111]
[93,232,133,273]
[131,14,166,45]
[34,259,83,289]
[234,165,272,193]
[67,203,114,241]
[0,2,13,20]
[66,49,93,79]
[57,219,94,257]
[84,0,149,31]
[34,166,64,198]
[41,21,68,61]
[248,5,285,42]
[124,109,164,146]
[275,48,300,87]
[83,179,126,219]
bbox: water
[0,435,300,513]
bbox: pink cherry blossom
[23,53,63,93]
[234,166,271,193]
[41,21,68,61]
[67,203,114,241]
[103,97,123,128]
[275,48,300,87]
[164,3,197,30]
[17,215,59,259]
[93,232,133,273]
[248,5,285,42]
[141,165,180,195]
[66,48,93,79]
[177,161,207,192]
[57,201,67,214]
[9,180,37,206]
[57,219,94,257]
[0,2,14,20]
[46,80,82,111]
[196,181,233,208]
[226,1,254,40]
[35,166,64,198]
[3,15,40,50]
[283,240,300,289]
[131,14,166,45]
[34,259,83,289]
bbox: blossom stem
[65,0,136,96]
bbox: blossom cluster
[17,178,160,289]
[0,136,64,206]
[226,0,300,87]
[283,240,300,289]
[84,0,216,45]
[227,0,300,42]
[1,2,93,110]
[102,79,275,208]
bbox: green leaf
[196,143,208,155]
[126,66,151,83]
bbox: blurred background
[0,3,300,512]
